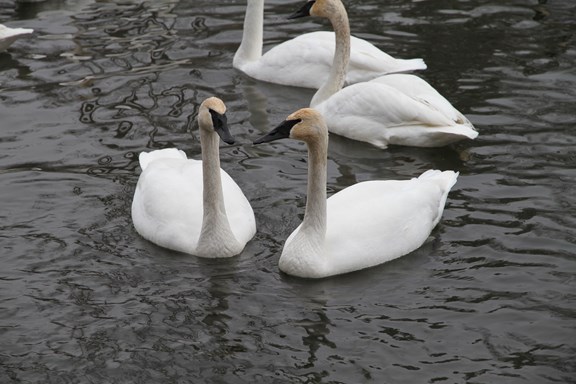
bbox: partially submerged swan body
[233,0,426,89]
[254,108,458,278]
[132,97,256,258]
[290,0,478,148]
[0,24,33,52]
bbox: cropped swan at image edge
[132,97,256,258]
[254,108,458,279]
[289,0,478,148]
[0,24,33,52]
[233,0,426,89]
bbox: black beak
[288,1,315,20]
[254,119,302,145]
[209,109,234,145]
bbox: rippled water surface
[1,0,575,383]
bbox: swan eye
[288,0,315,20]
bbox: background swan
[0,24,33,52]
[290,0,478,148]
[254,108,458,278]
[132,97,256,258]
[233,0,426,89]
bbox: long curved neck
[233,0,264,68]
[300,136,328,240]
[310,4,351,107]
[197,128,239,256]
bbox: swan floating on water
[254,107,458,278]
[233,0,426,89]
[289,0,478,148]
[132,97,256,258]
[0,24,33,52]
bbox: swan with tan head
[132,97,256,257]
[254,108,458,278]
[289,0,478,148]
[233,0,426,89]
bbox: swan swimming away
[289,0,478,148]
[254,108,458,278]
[132,97,256,258]
[0,24,33,52]
[233,0,426,89]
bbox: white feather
[0,24,33,52]
[315,74,478,149]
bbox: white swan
[132,97,256,258]
[0,24,33,52]
[290,0,478,148]
[233,0,426,89]
[254,108,458,278]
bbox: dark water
[1,0,575,383]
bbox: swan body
[290,0,477,148]
[254,108,458,278]
[132,97,256,257]
[0,24,33,52]
[233,0,426,89]
[315,74,479,148]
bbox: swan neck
[310,5,351,107]
[234,0,264,67]
[301,138,328,239]
[198,129,236,249]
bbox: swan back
[322,170,458,277]
[314,80,478,148]
[371,74,473,126]
[138,148,187,171]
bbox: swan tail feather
[139,148,187,171]
[456,124,479,140]
[0,24,34,34]
[416,170,459,226]
[417,169,459,189]
[371,58,427,76]
[392,58,427,73]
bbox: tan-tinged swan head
[201,96,227,115]
[253,108,328,146]
[198,97,234,145]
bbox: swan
[131,97,256,258]
[289,0,478,148]
[233,0,426,89]
[0,24,33,52]
[254,108,458,278]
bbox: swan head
[199,97,235,145]
[288,0,343,20]
[253,108,328,146]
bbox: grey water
[1,0,575,383]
